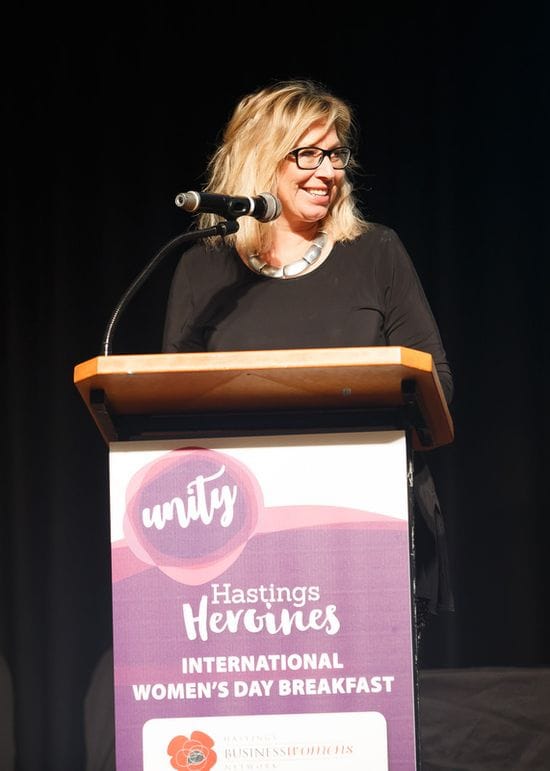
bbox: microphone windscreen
[259,193,282,222]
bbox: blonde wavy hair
[197,79,370,255]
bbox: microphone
[175,191,281,222]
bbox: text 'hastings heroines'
[182,582,340,642]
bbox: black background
[2,5,548,769]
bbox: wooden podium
[75,346,453,771]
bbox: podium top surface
[74,346,454,448]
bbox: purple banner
[109,433,416,770]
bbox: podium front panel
[108,430,417,770]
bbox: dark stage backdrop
[1,6,548,770]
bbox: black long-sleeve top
[162,224,453,404]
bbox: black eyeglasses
[287,146,352,170]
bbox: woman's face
[276,120,346,230]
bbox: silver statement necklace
[247,231,328,279]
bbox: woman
[162,78,454,630]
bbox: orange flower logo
[167,731,217,769]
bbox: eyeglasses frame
[287,145,352,170]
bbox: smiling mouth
[306,189,329,198]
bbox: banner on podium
[108,431,416,770]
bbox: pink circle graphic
[123,447,262,583]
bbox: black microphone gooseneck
[100,219,240,356]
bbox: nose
[316,154,336,177]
